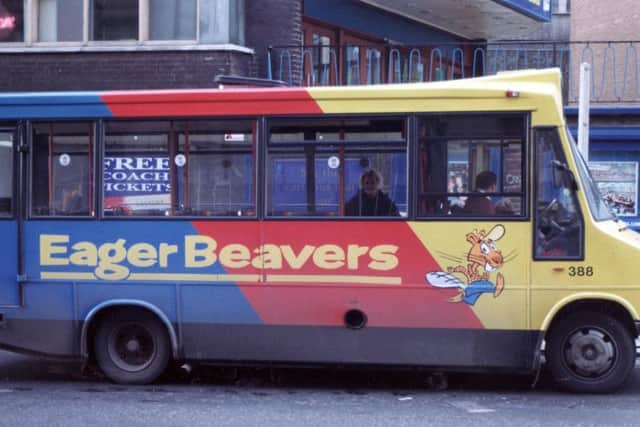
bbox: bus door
[0,124,19,306]
[414,113,533,370]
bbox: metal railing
[267,41,640,105]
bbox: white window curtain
[38,0,83,42]
[150,0,196,40]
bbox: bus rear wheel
[94,310,170,385]
[546,312,635,393]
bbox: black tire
[546,312,635,393]
[94,310,171,385]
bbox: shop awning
[359,0,552,40]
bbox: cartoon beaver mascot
[426,224,505,305]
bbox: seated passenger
[463,171,514,215]
[345,169,399,216]
[463,171,497,215]
[61,183,87,215]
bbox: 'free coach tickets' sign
[103,156,171,211]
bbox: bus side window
[417,114,526,218]
[267,117,407,218]
[103,121,171,217]
[31,122,94,217]
[0,130,13,216]
[176,119,256,217]
[103,120,256,218]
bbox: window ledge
[0,43,254,55]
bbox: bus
[0,68,637,392]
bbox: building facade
[0,1,555,92]
[0,0,302,91]
[564,0,640,227]
[286,0,554,87]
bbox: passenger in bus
[463,171,513,215]
[61,182,87,215]
[345,169,399,216]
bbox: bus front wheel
[94,310,171,385]
[546,312,635,393]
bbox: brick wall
[0,50,254,92]
[246,0,303,82]
[569,1,640,103]
[571,0,640,41]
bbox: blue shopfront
[566,107,640,230]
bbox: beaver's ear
[466,232,480,244]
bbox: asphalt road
[1,350,640,427]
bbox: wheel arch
[540,293,639,339]
[80,300,180,361]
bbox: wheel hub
[126,339,141,353]
[108,323,157,373]
[565,328,615,377]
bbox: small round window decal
[59,154,71,167]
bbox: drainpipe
[577,62,591,161]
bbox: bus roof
[0,68,564,122]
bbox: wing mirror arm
[551,160,579,192]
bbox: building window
[366,48,382,84]
[0,0,24,42]
[344,46,361,85]
[199,0,244,44]
[91,0,139,41]
[91,0,197,42]
[555,0,570,14]
[38,0,83,42]
[149,0,196,41]
[312,34,332,86]
[4,0,244,46]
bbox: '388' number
[568,266,594,277]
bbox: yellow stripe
[40,272,400,285]
[127,273,261,282]
[266,275,401,285]
[41,272,96,280]
[40,272,261,282]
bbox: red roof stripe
[100,88,324,117]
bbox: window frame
[4,0,245,48]
[0,123,17,219]
[17,112,537,223]
[101,119,174,217]
[532,126,585,261]
[0,0,26,44]
[27,120,97,219]
[174,118,257,218]
[302,17,388,87]
[415,111,530,221]
[99,117,259,220]
[265,114,409,220]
